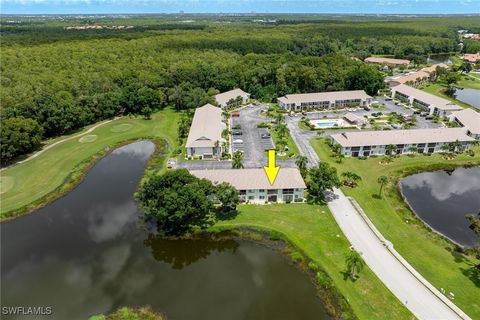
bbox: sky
[1,0,479,15]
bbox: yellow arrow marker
[264,149,280,185]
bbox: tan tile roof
[392,84,462,111]
[186,104,224,148]
[331,128,474,147]
[215,89,249,107]
[189,168,306,190]
[421,63,449,74]
[452,108,480,134]
[343,112,366,124]
[365,57,410,65]
[278,90,371,106]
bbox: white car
[233,139,244,144]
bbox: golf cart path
[1,118,118,171]
[327,188,471,320]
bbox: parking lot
[231,104,276,168]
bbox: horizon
[2,0,479,15]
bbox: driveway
[285,115,319,168]
[326,188,469,320]
[232,104,275,168]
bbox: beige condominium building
[391,84,463,117]
[364,57,411,67]
[186,104,225,159]
[386,63,448,87]
[449,108,480,139]
[277,90,372,112]
[189,168,306,203]
[330,128,474,157]
[215,88,250,109]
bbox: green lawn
[311,138,480,318]
[270,125,300,159]
[213,204,412,320]
[419,75,480,109]
[0,108,180,218]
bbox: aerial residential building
[186,104,225,159]
[386,63,448,87]
[462,53,480,63]
[189,168,306,203]
[277,90,372,112]
[364,57,410,67]
[449,108,480,139]
[330,128,474,157]
[391,84,463,117]
[215,88,250,109]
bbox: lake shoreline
[0,138,169,222]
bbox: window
[247,189,255,193]
[267,189,278,195]
[282,189,294,195]
[259,196,265,200]
[259,189,265,193]
[248,196,254,200]
[239,190,246,195]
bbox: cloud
[402,168,480,202]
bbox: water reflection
[1,140,329,320]
[401,167,480,246]
[144,234,240,270]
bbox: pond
[426,53,451,64]
[454,88,480,110]
[1,141,330,320]
[400,167,480,247]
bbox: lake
[400,167,480,247]
[427,53,451,64]
[0,141,330,320]
[454,88,480,110]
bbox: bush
[290,251,304,263]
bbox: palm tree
[407,146,417,156]
[295,155,308,177]
[274,113,285,125]
[377,175,388,197]
[345,250,365,280]
[341,171,362,187]
[276,124,288,139]
[276,139,287,154]
[385,144,396,157]
[232,151,244,169]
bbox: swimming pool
[310,119,343,129]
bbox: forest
[1,14,479,163]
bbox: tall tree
[377,175,388,197]
[307,163,341,203]
[0,117,44,163]
[345,250,365,280]
[295,155,308,178]
[232,151,244,169]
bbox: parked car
[261,133,271,139]
[363,106,371,111]
[232,130,242,135]
[413,110,420,115]
[233,139,244,144]
[232,113,240,117]
[385,97,393,101]
[425,115,434,120]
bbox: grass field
[213,204,412,320]
[0,108,180,218]
[419,75,480,109]
[311,138,480,318]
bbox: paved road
[285,115,319,168]
[326,188,469,320]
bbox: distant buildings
[186,104,225,159]
[386,63,448,87]
[365,57,410,67]
[215,89,250,109]
[449,108,480,140]
[189,168,306,203]
[462,53,480,63]
[330,128,474,157]
[277,90,372,112]
[391,84,463,117]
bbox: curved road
[285,115,470,319]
